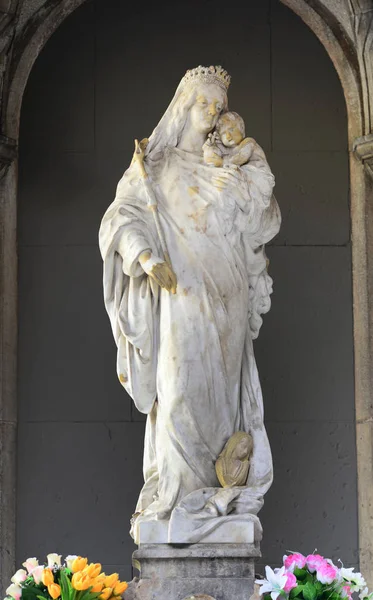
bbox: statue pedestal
[128,543,260,600]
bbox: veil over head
[219,431,254,461]
[146,69,229,159]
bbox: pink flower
[22,558,39,574]
[6,584,22,600]
[11,570,27,585]
[283,553,307,572]
[342,585,353,600]
[29,566,44,585]
[284,572,297,593]
[316,561,339,585]
[306,554,326,573]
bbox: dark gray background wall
[17,0,356,580]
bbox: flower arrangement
[4,554,128,600]
[256,552,372,600]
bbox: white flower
[64,555,78,570]
[256,566,288,600]
[359,590,373,600]
[5,584,22,600]
[10,570,27,585]
[340,568,367,592]
[29,566,44,585]
[22,558,38,574]
[47,554,62,569]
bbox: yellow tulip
[71,557,88,573]
[90,575,105,593]
[100,588,113,600]
[114,581,128,596]
[48,584,61,600]
[104,574,118,588]
[71,572,92,591]
[84,563,101,579]
[42,569,54,587]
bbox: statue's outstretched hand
[139,251,177,294]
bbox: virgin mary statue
[99,65,281,542]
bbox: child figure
[203,111,252,168]
[203,111,264,169]
[203,110,275,234]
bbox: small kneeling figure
[215,431,253,488]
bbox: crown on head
[181,65,231,91]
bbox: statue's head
[146,66,230,157]
[220,431,253,461]
[216,111,246,147]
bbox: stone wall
[16,0,357,580]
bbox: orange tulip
[71,572,92,591]
[104,574,118,588]
[114,581,128,596]
[91,575,105,593]
[100,588,112,600]
[84,563,102,579]
[48,584,61,600]
[42,569,54,587]
[71,557,88,573]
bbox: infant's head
[216,111,245,147]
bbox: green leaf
[325,593,340,600]
[314,581,324,596]
[294,569,308,580]
[59,569,73,600]
[303,582,317,600]
[290,586,304,599]
[22,586,48,600]
[77,590,102,600]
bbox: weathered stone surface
[129,544,259,600]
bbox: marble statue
[99,65,281,545]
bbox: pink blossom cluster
[284,552,339,585]
[255,551,371,600]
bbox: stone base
[136,518,255,545]
[127,543,260,600]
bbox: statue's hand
[212,167,241,191]
[131,138,149,177]
[205,152,223,167]
[139,251,177,294]
[150,261,178,293]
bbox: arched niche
[0,0,372,592]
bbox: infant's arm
[229,137,255,167]
[203,133,224,167]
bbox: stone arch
[1,0,372,592]
[3,0,368,140]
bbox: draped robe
[99,145,281,522]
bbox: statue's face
[218,116,244,147]
[235,436,251,460]
[189,84,226,134]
